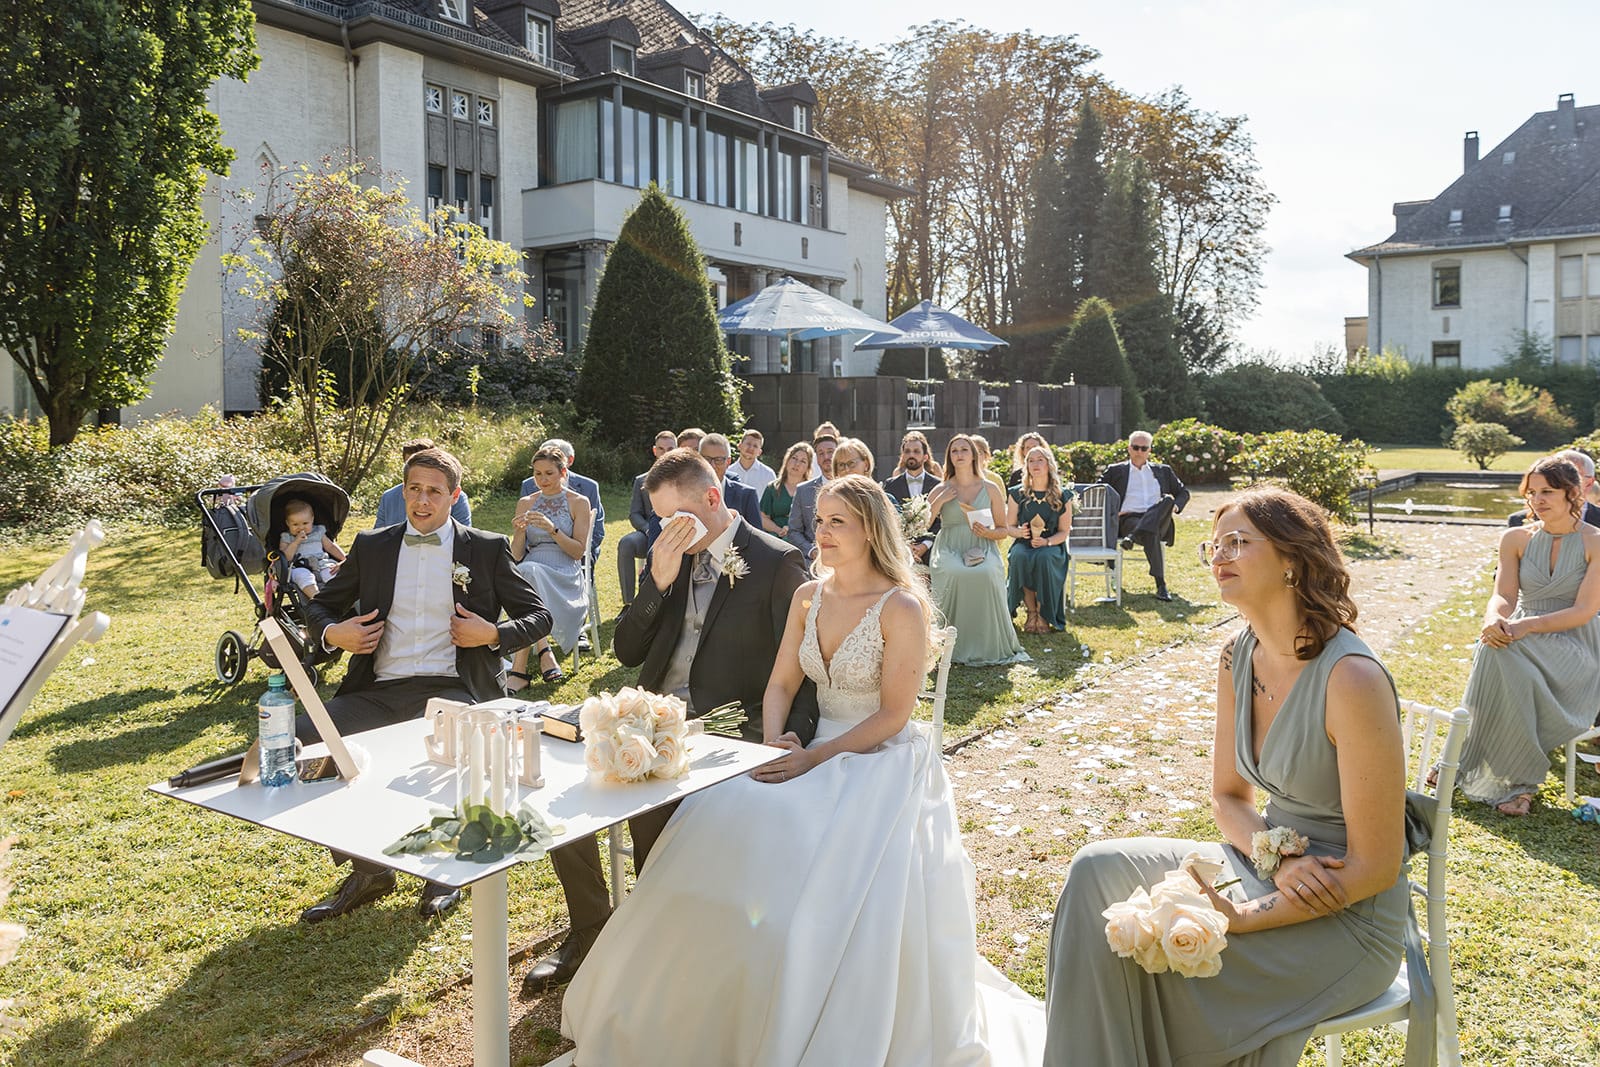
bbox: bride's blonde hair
[814,474,940,633]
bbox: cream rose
[1103,887,1156,958]
[1160,903,1229,979]
[1179,850,1225,886]
[612,727,658,781]
[652,731,690,779]
[584,736,617,776]
[579,693,620,736]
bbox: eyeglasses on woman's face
[1198,531,1253,564]
[833,455,864,474]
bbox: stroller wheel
[216,630,249,686]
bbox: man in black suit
[881,430,942,564]
[615,429,678,608]
[1507,449,1600,528]
[1099,430,1190,602]
[525,448,818,995]
[698,432,764,528]
[298,448,552,922]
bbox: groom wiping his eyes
[524,448,819,996]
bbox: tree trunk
[44,391,87,448]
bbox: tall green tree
[1095,156,1200,421]
[575,185,741,444]
[0,0,258,445]
[1050,296,1146,429]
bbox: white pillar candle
[489,719,507,816]
[467,726,486,808]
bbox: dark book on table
[539,704,584,743]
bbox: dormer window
[1498,204,1513,222]
[1447,208,1463,223]
[686,72,705,99]
[438,0,468,24]
[610,44,635,75]
[527,13,552,63]
[793,103,811,133]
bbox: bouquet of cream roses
[1102,851,1230,978]
[900,494,932,542]
[579,687,694,783]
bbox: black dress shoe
[417,881,462,920]
[1154,589,1173,602]
[521,925,603,997]
[1119,535,1135,550]
[300,868,397,923]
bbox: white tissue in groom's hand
[666,510,709,544]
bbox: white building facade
[1349,94,1600,370]
[2,0,902,420]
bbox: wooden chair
[1064,483,1123,608]
[1311,698,1468,1067]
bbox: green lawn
[1,490,1594,1064]
[1367,443,1550,473]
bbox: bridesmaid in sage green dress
[929,434,1029,667]
[1045,487,1434,1067]
[1004,445,1073,633]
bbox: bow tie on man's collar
[404,531,442,546]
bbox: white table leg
[472,871,510,1067]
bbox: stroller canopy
[246,472,351,549]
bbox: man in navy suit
[881,430,942,564]
[698,433,764,529]
[301,448,550,922]
[1099,430,1189,602]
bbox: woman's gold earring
[1283,569,1298,587]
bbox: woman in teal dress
[761,442,814,553]
[1005,445,1073,633]
[1455,456,1600,816]
[1045,487,1434,1067]
[928,434,1029,667]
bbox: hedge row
[1312,364,1600,445]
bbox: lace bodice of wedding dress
[798,587,895,730]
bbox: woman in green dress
[1004,445,1073,633]
[762,441,814,555]
[1044,487,1432,1067]
[928,434,1029,667]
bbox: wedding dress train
[562,587,1044,1065]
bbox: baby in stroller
[279,495,346,598]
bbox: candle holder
[454,707,519,816]
[516,708,545,789]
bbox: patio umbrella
[718,276,901,370]
[854,299,1008,381]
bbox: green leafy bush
[1230,430,1374,521]
[1450,422,1524,470]
[1056,441,1126,484]
[1150,419,1247,485]
[1199,362,1346,434]
[1445,378,1575,447]
[1561,430,1600,462]
[408,322,576,410]
[1312,353,1466,444]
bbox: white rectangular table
[150,719,779,1066]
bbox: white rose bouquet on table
[1102,851,1231,978]
[900,494,932,542]
[579,687,695,782]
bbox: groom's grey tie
[691,551,716,584]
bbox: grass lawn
[1368,443,1550,473]
[2,487,1595,1064]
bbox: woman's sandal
[504,670,533,696]
[1495,793,1535,817]
[539,649,566,685]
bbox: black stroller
[198,472,350,687]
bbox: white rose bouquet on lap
[580,687,695,782]
[900,494,932,542]
[1103,851,1231,978]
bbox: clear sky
[697,0,1599,361]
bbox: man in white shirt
[1098,431,1190,602]
[298,448,551,922]
[728,429,777,497]
[881,430,942,563]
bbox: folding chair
[1065,483,1123,608]
[1311,698,1468,1067]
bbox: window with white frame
[438,0,467,24]
[1561,255,1583,300]
[452,92,470,120]
[527,14,551,62]
[424,84,444,113]
[426,166,445,220]
[1432,263,1460,308]
[686,72,704,99]
[478,175,494,234]
[793,103,810,133]
[477,99,494,126]
[1431,341,1460,368]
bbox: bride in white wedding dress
[562,474,1044,1066]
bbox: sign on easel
[0,605,72,728]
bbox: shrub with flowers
[1151,419,1247,485]
[1230,430,1375,522]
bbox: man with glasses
[1099,430,1189,602]
[698,433,764,528]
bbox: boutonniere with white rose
[452,563,472,591]
[720,544,749,586]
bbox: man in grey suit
[615,429,678,608]
[789,432,837,560]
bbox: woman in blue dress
[506,445,593,689]
[1005,445,1073,633]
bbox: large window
[734,137,758,212]
[424,83,498,237]
[1561,255,1583,299]
[552,99,598,183]
[1558,336,1583,365]
[706,129,729,206]
[1432,264,1460,308]
[657,114,685,197]
[1431,342,1460,368]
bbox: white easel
[0,521,111,751]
